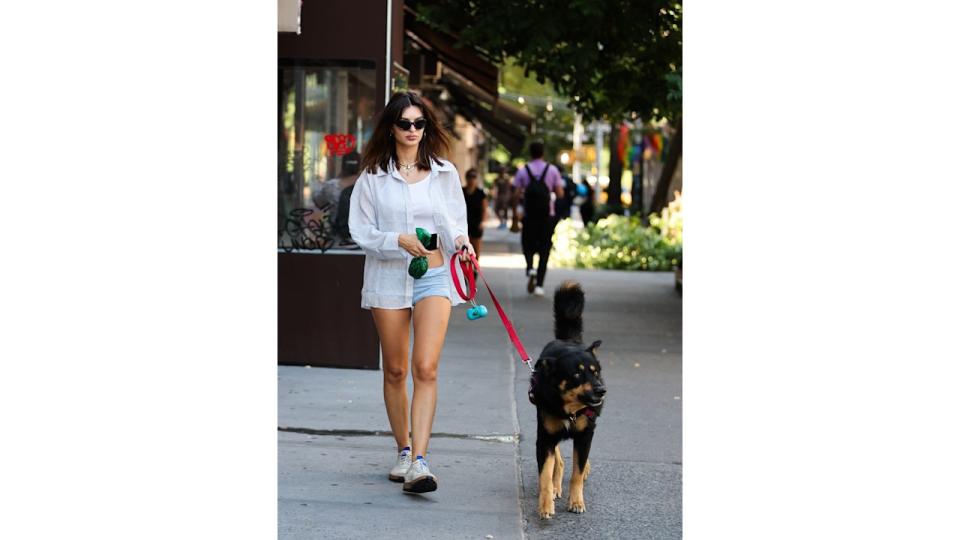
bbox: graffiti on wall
[278,206,337,253]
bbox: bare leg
[371,307,412,451]
[409,296,451,458]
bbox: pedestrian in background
[554,166,577,222]
[462,168,487,260]
[512,141,564,297]
[579,180,595,225]
[349,91,475,494]
[492,167,512,229]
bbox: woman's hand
[398,233,431,257]
[455,235,475,262]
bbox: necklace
[397,160,418,174]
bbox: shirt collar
[374,158,455,181]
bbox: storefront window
[278,60,377,252]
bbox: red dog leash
[450,249,534,372]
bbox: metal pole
[385,0,392,105]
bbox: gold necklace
[397,160,417,174]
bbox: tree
[414,0,681,215]
[414,0,682,123]
[650,117,681,215]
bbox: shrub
[553,192,682,271]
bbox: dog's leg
[552,444,564,499]
[583,459,591,482]
[536,430,556,519]
[567,430,594,514]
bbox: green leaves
[552,215,682,271]
[414,0,682,121]
[552,195,683,271]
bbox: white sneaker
[534,286,545,297]
[526,268,536,277]
[388,448,412,482]
[403,456,438,493]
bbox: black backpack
[523,163,552,221]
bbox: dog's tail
[554,280,585,342]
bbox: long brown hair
[359,91,452,175]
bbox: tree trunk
[606,122,624,214]
[649,117,682,216]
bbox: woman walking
[348,92,474,493]
[462,168,487,260]
[492,167,512,229]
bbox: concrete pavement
[279,221,682,539]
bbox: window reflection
[278,62,376,251]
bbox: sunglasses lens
[396,119,426,131]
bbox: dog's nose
[594,385,606,396]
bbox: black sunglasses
[394,118,427,131]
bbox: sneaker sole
[527,275,536,294]
[402,476,438,493]
[388,473,405,482]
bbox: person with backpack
[512,141,565,297]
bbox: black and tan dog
[528,281,605,519]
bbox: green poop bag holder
[407,227,433,279]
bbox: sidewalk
[279,218,682,539]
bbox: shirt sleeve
[348,172,404,259]
[444,169,469,242]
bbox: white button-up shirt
[348,158,469,310]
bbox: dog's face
[536,340,606,415]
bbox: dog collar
[561,407,596,432]
[575,407,597,420]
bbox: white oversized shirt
[348,158,468,310]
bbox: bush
[553,192,682,271]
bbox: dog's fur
[528,281,605,519]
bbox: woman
[492,168,512,229]
[348,92,475,494]
[462,168,487,260]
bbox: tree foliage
[414,0,682,122]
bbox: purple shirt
[513,159,563,217]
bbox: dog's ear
[586,340,602,355]
[535,356,556,374]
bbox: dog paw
[567,500,586,514]
[538,501,555,519]
[553,485,562,499]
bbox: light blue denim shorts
[413,266,451,306]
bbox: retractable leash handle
[449,247,534,371]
